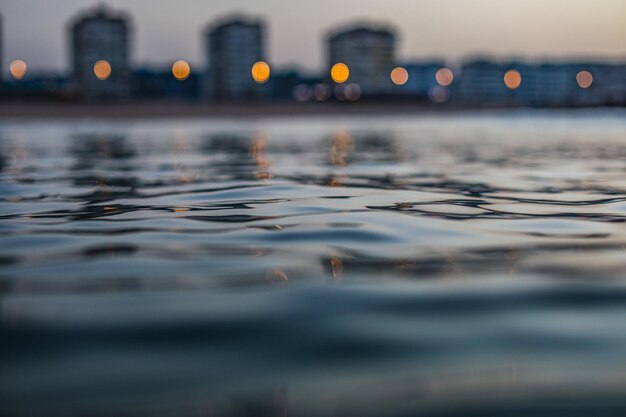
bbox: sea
[2,109,626,416]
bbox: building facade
[327,24,396,96]
[205,16,266,100]
[396,61,447,98]
[455,59,509,105]
[132,68,200,100]
[455,59,626,107]
[69,5,131,100]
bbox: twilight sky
[1,0,625,74]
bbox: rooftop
[327,22,395,42]
[206,13,265,35]
[70,3,130,28]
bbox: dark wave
[2,112,626,416]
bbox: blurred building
[327,24,396,96]
[1,73,70,98]
[396,61,446,99]
[204,15,266,100]
[577,63,626,106]
[455,59,626,107]
[455,59,508,105]
[523,63,578,107]
[133,68,200,100]
[268,69,304,101]
[69,4,131,100]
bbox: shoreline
[0,100,622,120]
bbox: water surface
[2,110,626,416]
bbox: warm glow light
[249,133,272,180]
[504,69,522,89]
[576,71,593,89]
[265,269,288,285]
[330,130,352,166]
[390,67,409,86]
[9,60,27,80]
[330,257,343,282]
[172,60,191,81]
[331,63,350,84]
[435,68,454,86]
[251,61,271,84]
[93,60,112,80]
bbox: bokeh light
[172,60,191,81]
[334,85,347,101]
[93,60,112,80]
[312,84,331,101]
[251,61,271,84]
[429,86,450,103]
[390,67,409,86]
[331,63,350,84]
[344,83,362,101]
[576,71,593,89]
[293,84,310,102]
[435,68,454,86]
[9,60,27,80]
[504,69,522,89]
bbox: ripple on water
[3,113,626,416]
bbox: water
[2,110,626,416]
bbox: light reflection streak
[249,133,272,180]
[507,248,519,275]
[330,130,353,167]
[9,133,28,179]
[172,132,195,184]
[331,257,343,283]
[265,269,288,286]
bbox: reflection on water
[2,110,626,416]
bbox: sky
[1,0,625,74]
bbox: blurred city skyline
[2,0,626,76]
